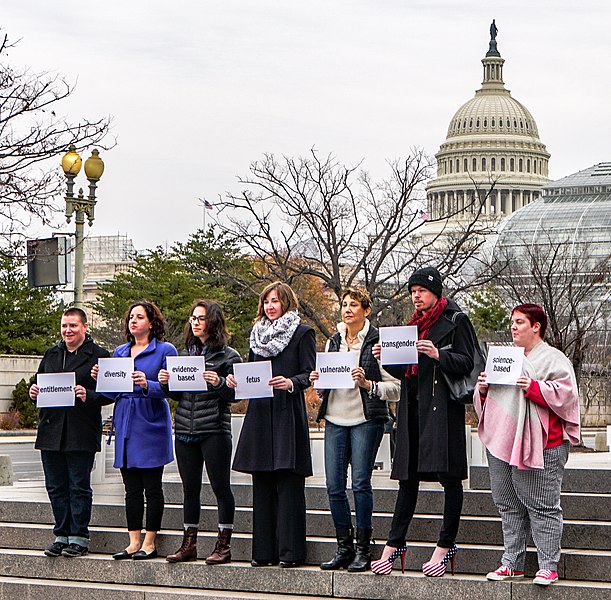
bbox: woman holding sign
[92,301,177,560]
[475,304,580,587]
[158,300,241,565]
[370,267,477,577]
[229,282,316,568]
[310,288,399,572]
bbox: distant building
[425,24,550,231]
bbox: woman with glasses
[158,300,241,564]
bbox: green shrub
[11,376,39,429]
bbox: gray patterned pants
[487,442,569,571]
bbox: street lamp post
[61,144,104,308]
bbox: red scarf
[405,296,448,378]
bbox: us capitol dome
[426,21,550,223]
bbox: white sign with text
[96,357,135,393]
[379,326,419,365]
[233,361,273,400]
[36,372,76,408]
[166,356,206,391]
[314,352,358,390]
[485,346,525,385]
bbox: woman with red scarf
[370,267,478,577]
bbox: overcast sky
[4,0,611,250]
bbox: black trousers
[251,470,306,563]
[175,435,235,526]
[387,475,463,548]
[120,466,164,532]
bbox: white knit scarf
[249,311,301,358]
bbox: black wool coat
[167,345,242,437]
[34,336,111,453]
[386,300,477,481]
[232,324,316,477]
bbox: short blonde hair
[255,281,299,322]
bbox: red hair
[512,303,548,338]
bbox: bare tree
[0,31,112,244]
[217,148,505,336]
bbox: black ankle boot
[320,528,355,570]
[348,528,373,572]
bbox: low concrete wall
[0,355,41,413]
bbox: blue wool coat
[103,338,177,469]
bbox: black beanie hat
[408,267,443,298]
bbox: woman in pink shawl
[474,303,580,588]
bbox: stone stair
[0,466,609,599]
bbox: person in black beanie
[370,266,478,577]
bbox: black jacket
[165,345,242,437]
[316,325,389,423]
[34,336,111,453]
[386,300,477,481]
[232,324,316,477]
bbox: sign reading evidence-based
[96,357,135,393]
[36,372,76,408]
[314,352,358,390]
[233,361,273,400]
[379,326,419,365]
[484,346,525,386]
[166,356,206,391]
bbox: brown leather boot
[205,528,232,565]
[166,527,197,563]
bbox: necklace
[346,333,359,344]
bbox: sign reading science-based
[166,356,206,391]
[96,357,135,393]
[37,373,76,408]
[233,361,273,400]
[314,352,358,390]
[379,326,419,365]
[484,346,525,386]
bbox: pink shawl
[474,341,580,470]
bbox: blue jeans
[41,450,95,546]
[324,419,385,530]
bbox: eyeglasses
[189,316,207,324]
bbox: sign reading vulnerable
[36,372,76,408]
[484,346,525,386]
[233,361,273,400]
[314,352,358,390]
[379,326,419,365]
[166,356,206,391]
[96,357,135,393]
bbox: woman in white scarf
[474,303,580,587]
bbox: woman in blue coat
[93,301,177,560]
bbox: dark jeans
[120,466,164,531]
[252,470,306,563]
[40,450,95,546]
[387,475,463,548]
[324,419,385,530]
[175,435,235,526]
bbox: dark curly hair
[184,299,229,353]
[123,301,167,343]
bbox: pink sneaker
[486,565,525,580]
[533,569,558,585]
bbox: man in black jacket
[28,308,110,558]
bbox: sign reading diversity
[166,356,206,391]
[96,357,135,393]
[379,326,419,365]
[314,352,358,390]
[484,346,525,385]
[36,372,76,408]
[233,361,273,400]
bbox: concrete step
[2,499,610,550]
[470,465,611,494]
[1,522,610,582]
[0,551,610,600]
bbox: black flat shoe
[133,549,158,560]
[279,560,303,568]
[113,550,137,560]
[251,559,278,567]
